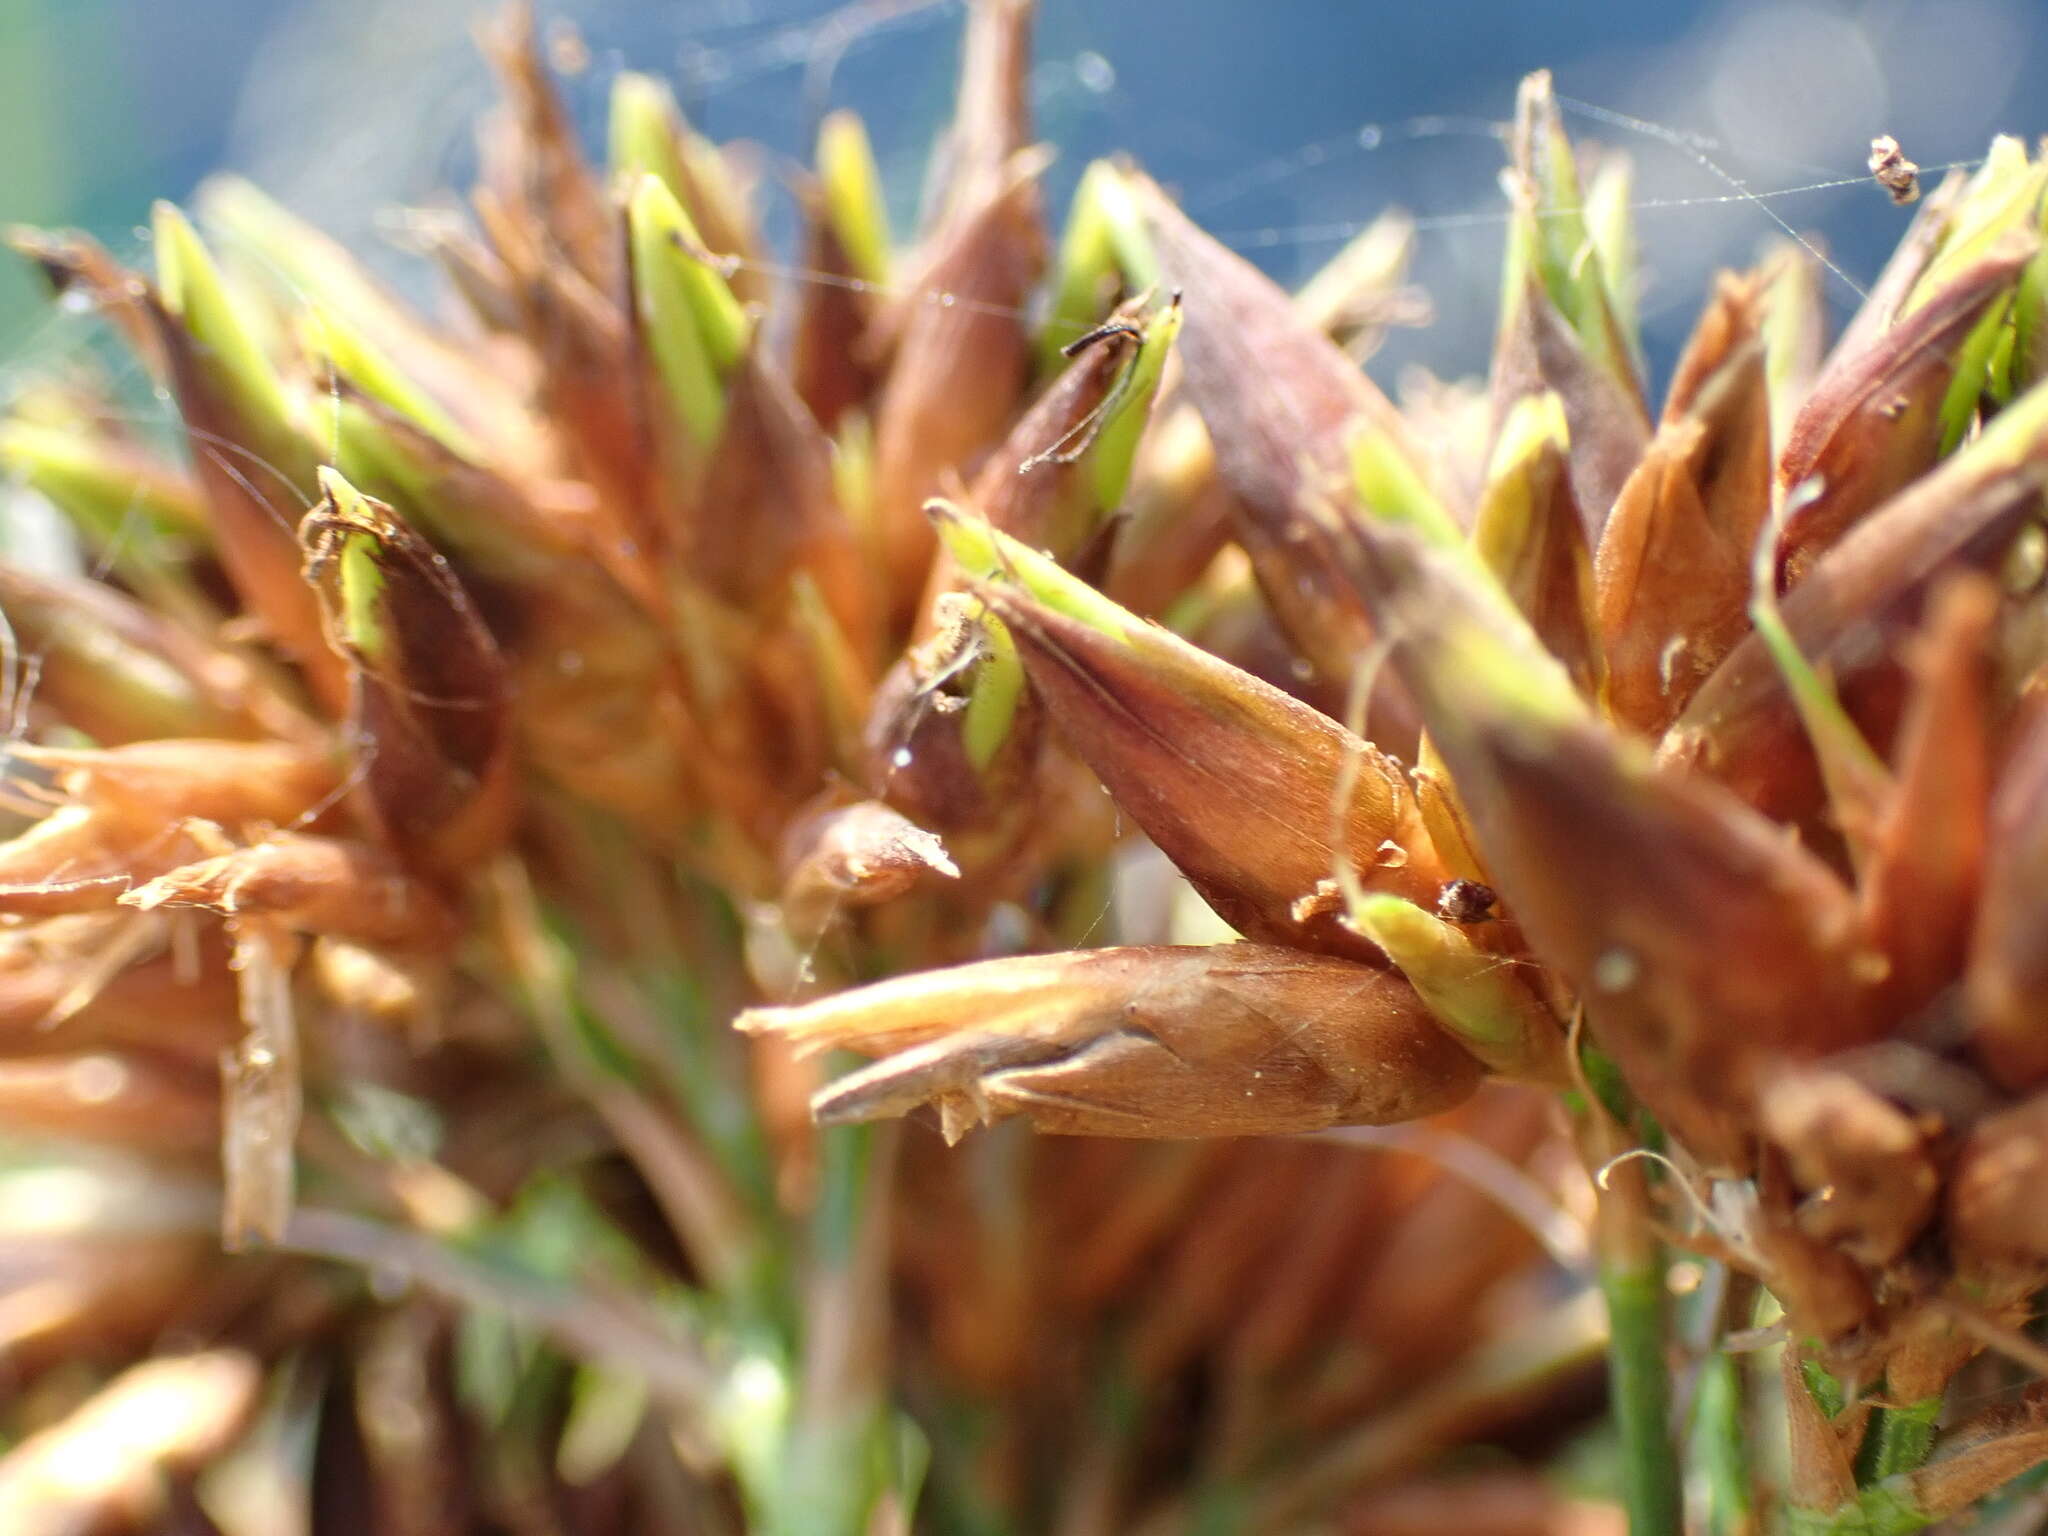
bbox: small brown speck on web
[546,19,590,76]
[1869,134,1920,205]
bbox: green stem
[1691,1350,1752,1535]
[1857,1395,1942,1485]
[1786,1484,1934,1536]
[1582,1088,1681,1536]
[1602,1258,1683,1536]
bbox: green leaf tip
[609,71,689,196]
[627,172,750,446]
[929,498,1138,642]
[817,110,891,288]
[1346,892,1566,1082]
[1041,160,1161,372]
[1350,426,1463,550]
[1077,290,1183,517]
[313,466,390,662]
[151,199,291,430]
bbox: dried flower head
[2,5,2048,1530]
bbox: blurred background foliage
[7,0,2048,387]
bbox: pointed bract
[1470,393,1600,694]
[1596,272,1771,732]
[1330,517,1872,1162]
[1859,573,1995,1019]
[1967,695,2048,1088]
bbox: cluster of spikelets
[8,0,2048,1530]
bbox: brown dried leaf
[124,832,461,951]
[475,2,611,288]
[1859,572,1995,1020]
[1758,1067,1939,1266]
[0,920,236,1064]
[479,189,645,530]
[1967,694,2048,1088]
[777,798,958,937]
[0,808,207,916]
[1950,1091,2048,1264]
[922,0,1035,240]
[15,739,338,832]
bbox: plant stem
[1691,1349,1753,1535]
[1604,1261,1683,1535]
[1597,1156,1683,1536]
[1858,1395,1942,1484]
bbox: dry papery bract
[5,2,2048,1530]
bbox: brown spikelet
[740,943,1481,1140]
[1133,170,1420,707]
[1595,272,1771,733]
[977,575,1445,963]
[300,473,514,876]
[1777,239,2034,583]
[870,166,1046,619]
